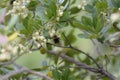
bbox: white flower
[39,36,45,40]
[50,29,56,37]
[0,53,11,61]
[110,12,120,23]
[1,49,6,53]
[12,46,19,55]
[7,0,29,18]
[35,32,39,35]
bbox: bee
[10,0,16,5]
[53,35,60,44]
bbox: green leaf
[85,4,98,28]
[110,0,120,8]
[96,0,108,13]
[61,68,70,80]
[46,1,57,19]
[21,15,41,36]
[65,29,76,45]
[83,57,91,65]
[92,8,98,28]
[7,14,19,31]
[69,7,81,14]
[100,23,112,37]
[96,15,105,32]
[27,0,38,11]
[84,4,94,13]
[70,19,92,32]
[78,33,89,39]
[60,11,70,22]
[81,16,93,27]
[52,69,61,80]
[70,0,76,5]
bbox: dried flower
[0,34,8,45]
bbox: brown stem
[1,67,52,80]
[47,50,116,80]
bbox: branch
[47,50,116,80]
[0,66,52,80]
[47,42,100,68]
[62,33,100,68]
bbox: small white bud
[1,49,6,53]
[39,36,45,40]
[37,44,41,47]
[56,17,60,21]
[59,11,63,16]
[35,32,39,35]
[77,5,82,9]
[21,6,26,10]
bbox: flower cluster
[7,0,30,18]
[32,31,47,47]
[0,43,29,61]
[0,33,31,61]
[49,29,56,37]
[56,6,64,21]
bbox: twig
[47,50,116,80]
[62,33,101,68]
[0,53,24,66]
[47,42,100,68]
[0,66,52,80]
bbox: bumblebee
[53,35,60,44]
[10,0,16,5]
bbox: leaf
[61,68,70,80]
[81,16,93,27]
[70,19,93,32]
[91,8,98,28]
[110,0,120,8]
[100,23,112,37]
[69,7,81,14]
[21,14,41,36]
[27,0,38,11]
[84,4,94,13]
[46,1,57,19]
[78,33,89,39]
[70,0,76,5]
[7,14,19,30]
[52,69,61,80]
[54,55,59,65]
[96,15,105,32]
[60,11,70,22]
[46,43,52,50]
[65,29,76,45]
[83,57,91,65]
[96,0,108,13]
[85,4,98,28]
